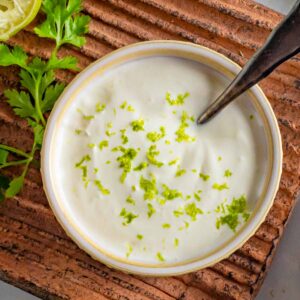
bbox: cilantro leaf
[0,149,9,164]
[40,71,56,96]
[0,45,28,68]
[47,55,78,71]
[4,90,38,120]
[41,83,65,113]
[28,57,47,74]
[19,69,36,96]
[5,175,24,198]
[0,174,10,202]
[34,0,90,48]
[64,15,90,47]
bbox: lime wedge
[0,0,41,41]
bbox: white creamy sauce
[53,57,267,264]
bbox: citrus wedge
[0,0,41,41]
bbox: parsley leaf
[0,45,28,68]
[47,55,78,71]
[34,0,90,49]
[28,57,47,72]
[5,175,24,198]
[4,90,38,120]
[41,83,65,113]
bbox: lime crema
[53,57,268,264]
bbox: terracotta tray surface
[0,0,299,299]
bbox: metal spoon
[197,0,300,125]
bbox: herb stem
[20,141,37,178]
[0,145,31,158]
[0,159,29,169]
[52,44,60,59]
[55,15,62,53]
[33,75,46,126]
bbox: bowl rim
[41,40,282,276]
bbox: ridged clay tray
[0,0,299,299]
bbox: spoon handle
[197,0,300,124]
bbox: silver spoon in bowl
[197,0,300,125]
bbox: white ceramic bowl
[41,41,282,276]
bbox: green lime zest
[215,199,227,214]
[99,140,109,150]
[162,223,171,229]
[94,180,110,195]
[156,252,165,262]
[199,172,210,181]
[126,243,133,258]
[120,101,127,109]
[140,175,158,200]
[75,154,91,168]
[224,169,232,177]
[216,195,250,232]
[174,238,179,247]
[157,198,167,206]
[173,208,184,218]
[147,145,164,167]
[137,234,143,240]
[96,102,106,112]
[116,147,138,183]
[87,143,95,149]
[175,167,186,177]
[120,101,135,111]
[127,105,135,112]
[105,130,116,137]
[212,182,229,191]
[75,129,82,135]
[131,119,144,131]
[147,203,156,218]
[120,129,129,144]
[165,92,190,106]
[168,158,179,166]
[75,155,90,186]
[165,140,171,145]
[126,196,136,205]
[78,166,88,186]
[179,221,190,231]
[134,162,148,171]
[83,115,94,121]
[120,208,138,225]
[185,202,203,221]
[131,185,136,192]
[146,126,166,142]
[194,192,201,201]
[162,184,183,200]
[175,111,195,143]
[218,156,222,161]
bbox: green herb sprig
[0,0,90,200]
